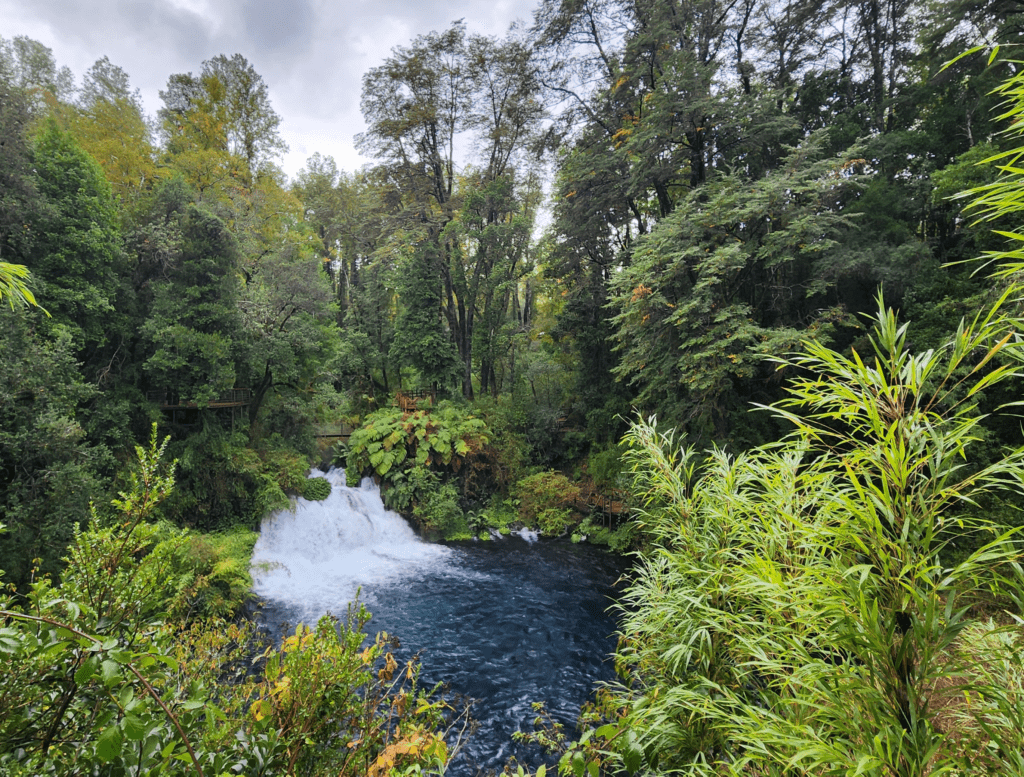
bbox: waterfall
[251,467,453,623]
[250,468,625,775]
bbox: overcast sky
[1,0,541,181]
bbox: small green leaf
[74,657,98,685]
[101,659,120,684]
[96,726,124,761]
[122,714,148,741]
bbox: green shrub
[150,525,258,622]
[165,425,314,531]
[301,476,332,501]
[537,507,573,536]
[514,471,581,529]
[412,482,467,539]
[587,444,626,490]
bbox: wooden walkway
[147,388,252,409]
[314,423,353,441]
[148,388,252,429]
[574,481,627,527]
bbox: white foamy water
[251,467,455,622]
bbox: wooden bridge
[147,388,252,409]
[314,423,353,441]
[148,388,251,428]
[573,481,627,527]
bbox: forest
[4,0,1024,773]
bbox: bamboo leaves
[594,290,1024,776]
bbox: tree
[0,35,75,108]
[140,190,242,406]
[28,120,126,370]
[59,57,158,213]
[608,134,859,443]
[359,24,544,397]
[0,76,46,310]
[389,240,461,391]
[0,310,105,587]
[201,54,287,180]
[238,247,338,431]
[159,54,286,194]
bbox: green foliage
[149,525,258,622]
[609,133,857,443]
[586,444,625,491]
[0,261,43,311]
[514,471,581,533]
[301,476,332,501]
[140,197,242,406]
[575,517,636,552]
[0,310,107,587]
[164,424,313,531]
[346,401,492,530]
[389,241,462,392]
[413,482,468,540]
[571,296,1024,776]
[29,119,126,357]
[536,507,573,537]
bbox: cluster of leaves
[0,426,470,776]
[346,401,492,535]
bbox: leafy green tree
[0,35,75,108]
[390,240,462,391]
[28,120,127,371]
[359,24,543,398]
[0,76,44,269]
[238,247,338,430]
[140,196,241,406]
[608,134,858,444]
[200,53,287,181]
[59,57,159,215]
[0,311,105,587]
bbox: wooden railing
[147,388,251,407]
[395,389,439,412]
[573,482,627,528]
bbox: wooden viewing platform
[149,388,252,429]
[147,388,252,409]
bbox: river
[250,468,625,774]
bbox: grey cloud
[238,0,318,57]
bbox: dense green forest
[5,0,1024,773]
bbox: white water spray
[251,467,454,623]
